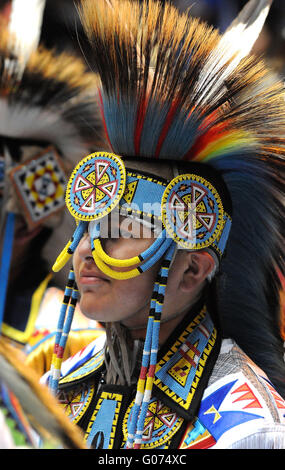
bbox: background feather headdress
[0,0,105,334]
[78,0,285,396]
[0,0,105,228]
[0,31,104,164]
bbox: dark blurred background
[1,0,285,74]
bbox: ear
[180,251,216,293]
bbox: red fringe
[98,90,114,152]
[183,114,229,161]
[155,100,180,158]
[134,95,148,155]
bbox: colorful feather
[79,0,283,162]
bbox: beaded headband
[53,151,231,278]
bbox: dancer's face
[73,160,215,333]
[73,215,161,328]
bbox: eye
[88,220,101,238]
[120,228,135,239]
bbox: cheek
[79,266,159,321]
[118,271,155,300]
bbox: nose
[77,233,94,262]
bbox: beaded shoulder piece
[154,305,220,419]
[58,335,106,387]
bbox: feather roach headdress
[50,0,285,449]
[0,0,105,334]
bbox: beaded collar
[58,299,221,422]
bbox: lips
[79,268,110,285]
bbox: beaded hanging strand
[53,221,88,273]
[49,285,79,394]
[125,286,158,448]
[126,242,176,449]
[49,269,79,394]
[49,267,75,390]
[133,243,176,449]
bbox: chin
[79,302,127,325]
[79,299,110,322]
[79,303,102,321]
